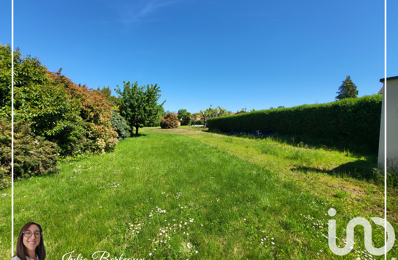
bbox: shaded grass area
[0,130,397,259]
[209,128,375,156]
[206,128,396,187]
[267,132,378,157]
[295,160,379,181]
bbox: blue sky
[1,0,396,113]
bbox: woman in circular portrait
[12,222,46,260]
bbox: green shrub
[111,110,131,141]
[13,80,86,156]
[0,44,51,116]
[1,44,119,157]
[160,113,179,129]
[207,95,382,153]
[48,72,118,155]
[0,120,59,188]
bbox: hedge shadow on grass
[270,133,377,157]
[293,159,395,187]
[207,129,377,158]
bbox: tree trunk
[135,125,139,135]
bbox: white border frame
[11,0,14,257]
[384,0,387,258]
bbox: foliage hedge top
[0,43,118,156]
[207,95,382,152]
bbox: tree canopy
[116,81,165,135]
[200,105,228,127]
[177,109,192,125]
[177,109,187,116]
[336,76,358,100]
[147,104,165,127]
[96,86,121,108]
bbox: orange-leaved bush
[0,44,118,157]
[160,113,179,129]
[47,71,118,155]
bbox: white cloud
[103,0,183,27]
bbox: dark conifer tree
[336,76,358,100]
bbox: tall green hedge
[207,95,382,152]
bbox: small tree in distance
[116,81,165,136]
[336,76,358,100]
[177,109,192,125]
[200,105,228,127]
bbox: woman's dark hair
[14,222,46,260]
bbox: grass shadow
[293,159,397,187]
[130,133,147,137]
[207,129,377,158]
[271,133,377,158]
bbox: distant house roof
[379,76,398,82]
[378,87,383,94]
[234,111,248,115]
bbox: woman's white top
[12,255,39,260]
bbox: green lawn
[1,127,397,259]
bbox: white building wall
[378,77,398,169]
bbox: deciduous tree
[177,109,192,125]
[116,81,165,135]
[177,109,187,119]
[200,105,228,127]
[147,104,165,127]
[96,86,120,108]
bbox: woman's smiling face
[22,224,41,254]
